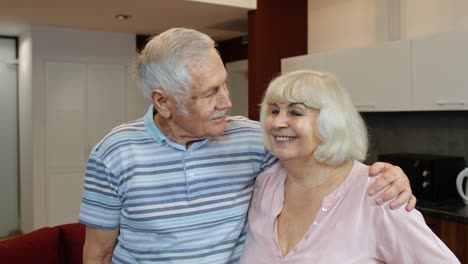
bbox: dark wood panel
[247,0,308,120]
[425,215,467,263]
[217,36,248,64]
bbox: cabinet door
[46,62,87,226]
[281,52,329,73]
[326,40,412,112]
[412,31,468,110]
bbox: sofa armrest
[0,227,61,264]
[56,223,86,264]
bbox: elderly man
[80,28,415,264]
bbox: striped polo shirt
[79,106,276,263]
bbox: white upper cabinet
[282,52,329,73]
[282,40,412,112]
[412,31,468,111]
[327,40,412,112]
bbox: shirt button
[305,234,309,240]
[188,173,194,178]
[321,206,328,212]
[293,248,298,253]
[313,221,319,227]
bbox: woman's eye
[291,111,302,116]
[270,109,279,115]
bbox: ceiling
[0,0,251,41]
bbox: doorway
[0,37,19,237]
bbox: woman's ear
[151,89,171,118]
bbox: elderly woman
[240,70,458,263]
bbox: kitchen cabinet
[282,40,412,112]
[281,51,329,74]
[424,214,467,263]
[282,30,468,112]
[45,61,126,226]
[412,31,468,111]
[326,40,412,112]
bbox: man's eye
[204,88,218,98]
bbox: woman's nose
[272,113,288,128]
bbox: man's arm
[83,226,119,264]
[367,162,417,212]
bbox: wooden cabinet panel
[424,215,467,263]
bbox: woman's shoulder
[255,162,286,188]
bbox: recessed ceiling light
[115,14,131,20]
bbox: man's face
[167,49,232,143]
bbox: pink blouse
[240,161,459,264]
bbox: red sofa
[0,223,85,264]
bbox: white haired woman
[240,70,459,263]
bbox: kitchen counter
[416,199,468,224]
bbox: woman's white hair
[134,28,215,115]
[259,70,368,166]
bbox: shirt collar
[143,105,168,145]
[143,105,210,149]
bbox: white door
[0,38,19,237]
[87,64,126,150]
[45,62,127,226]
[45,62,87,226]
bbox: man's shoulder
[225,116,261,130]
[95,118,147,151]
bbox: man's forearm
[83,226,118,264]
[83,246,114,264]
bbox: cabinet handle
[355,103,377,111]
[435,100,466,106]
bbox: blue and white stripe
[79,107,276,263]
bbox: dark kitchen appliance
[377,153,466,201]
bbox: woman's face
[265,101,321,163]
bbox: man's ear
[151,89,172,118]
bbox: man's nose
[217,86,232,109]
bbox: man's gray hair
[134,28,215,113]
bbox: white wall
[400,0,468,39]
[226,60,248,117]
[308,0,468,53]
[19,26,145,231]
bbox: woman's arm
[375,207,459,263]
